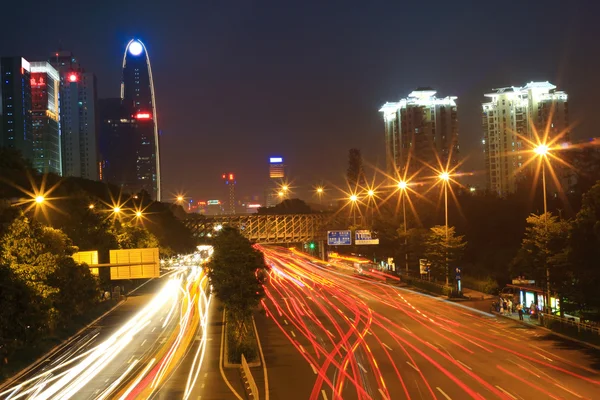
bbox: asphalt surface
[0,268,209,400]
[257,245,600,400]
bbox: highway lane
[258,245,600,400]
[0,266,210,400]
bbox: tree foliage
[258,198,313,215]
[424,225,467,281]
[207,227,267,346]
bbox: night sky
[2,1,600,204]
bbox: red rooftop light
[68,73,78,83]
[135,113,152,119]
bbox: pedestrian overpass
[182,213,331,244]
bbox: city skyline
[1,1,599,202]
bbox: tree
[114,221,159,249]
[510,213,569,290]
[424,225,467,282]
[563,182,600,314]
[347,148,366,189]
[258,198,313,215]
[207,227,267,347]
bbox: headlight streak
[2,263,214,400]
[261,247,600,400]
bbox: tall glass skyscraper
[120,39,161,200]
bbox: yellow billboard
[72,250,99,276]
[109,248,160,280]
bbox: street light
[316,186,324,204]
[398,180,409,273]
[135,211,143,218]
[176,195,184,203]
[113,206,121,214]
[88,203,95,210]
[439,171,450,286]
[534,143,551,311]
[35,195,45,204]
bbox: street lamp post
[398,181,408,273]
[316,187,324,205]
[439,172,450,286]
[349,194,358,225]
[367,189,375,226]
[535,144,551,312]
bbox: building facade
[30,62,62,175]
[50,51,99,180]
[482,81,569,195]
[121,39,161,200]
[379,88,459,181]
[1,57,33,161]
[265,156,285,207]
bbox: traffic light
[309,242,315,249]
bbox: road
[258,245,600,400]
[0,266,211,400]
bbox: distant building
[121,39,161,200]
[379,88,459,181]
[98,98,139,192]
[30,62,62,175]
[98,39,162,199]
[265,156,286,207]
[205,200,223,215]
[482,81,570,195]
[1,57,33,161]
[49,51,99,180]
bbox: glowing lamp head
[88,204,95,209]
[282,185,288,191]
[128,41,143,56]
[534,144,549,156]
[113,206,121,213]
[316,187,324,194]
[367,190,375,197]
[398,181,407,190]
[35,195,45,204]
[67,73,78,83]
[439,172,450,181]
[135,211,143,218]
[177,196,184,202]
[350,194,358,202]
[278,191,284,197]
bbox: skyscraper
[379,88,459,181]
[1,57,33,161]
[50,51,99,180]
[482,81,569,195]
[265,156,285,207]
[121,39,161,200]
[30,62,61,175]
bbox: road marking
[310,363,318,374]
[495,385,517,399]
[141,339,147,347]
[456,360,472,370]
[378,388,388,399]
[151,327,156,333]
[94,389,100,394]
[366,330,372,335]
[159,338,166,344]
[127,355,134,364]
[290,330,296,338]
[284,319,288,325]
[326,329,334,337]
[201,383,205,389]
[382,343,393,351]
[204,373,208,378]
[321,389,328,400]
[357,362,367,373]
[554,383,583,398]
[105,378,110,383]
[406,361,419,372]
[534,352,553,362]
[436,387,452,400]
[299,345,305,353]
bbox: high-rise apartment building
[482,81,569,195]
[379,88,459,181]
[30,62,61,175]
[265,156,285,207]
[50,51,99,180]
[1,57,33,161]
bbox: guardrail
[241,354,259,400]
[540,313,600,336]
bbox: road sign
[355,230,379,245]
[419,259,431,275]
[110,248,160,280]
[327,230,352,246]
